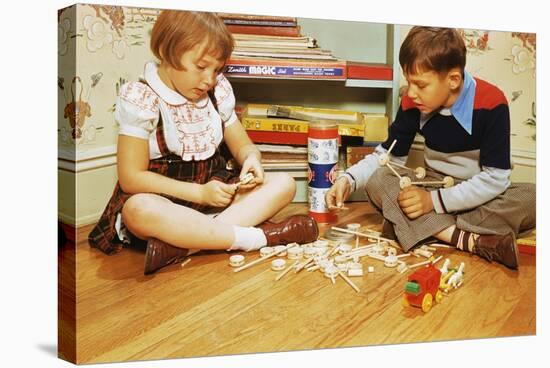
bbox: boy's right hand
[200,180,236,207]
[325,176,352,210]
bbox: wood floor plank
[60,202,536,364]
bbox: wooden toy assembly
[378,139,455,189]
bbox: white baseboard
[58,211,104,227]
[58,145,117,173]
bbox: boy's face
[158,42,225,102]
[404,68,462,114]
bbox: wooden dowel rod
[180,258,191,267]
[387,139,397,156]
[390,161,412,171]
[275,261,299,281]
[338,270,360,293]
[386,162,402,179]
[410,180,445,185]
[331,227,394,243]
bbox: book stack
[218,13,346,79]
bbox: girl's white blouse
[114,61,238,161]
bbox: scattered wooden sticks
[233,243,298,273]
[408,255,443,269]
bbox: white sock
[230,226,267,251]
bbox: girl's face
[158,42,225,102]
[404,68,462,114]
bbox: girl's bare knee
[122,194,162,234]
[271,172,296,201]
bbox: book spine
[226,59,346,79]
[347,63,393,80]
[227,25,301,37]
[222,19,297,27]
[242,116,363,137]
[216,13,296,22]
[242,116,308,133]
[246,130,308,146]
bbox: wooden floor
[59,202,536,364]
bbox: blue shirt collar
[449,70,476,135]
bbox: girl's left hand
[238,154,264,190]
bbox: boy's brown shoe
[144,238,189,275]
[473,233,519,270]
[258,215,319,246]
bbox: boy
[325,26,535,269]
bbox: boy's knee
[365,167,392,193]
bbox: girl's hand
[238,154,264,190]
[325,176,351,210]
[397,186,434,219]
[200,180,236,207]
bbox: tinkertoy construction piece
[384,247,399,267]
[409,176,455,188]
[235,172,254,189]
[271,258,287,271]
[390,161,427,179]
[287,246,304,260]
[274,245,288,257]
[260,246,274,257]
[377,139,455,190]
[229,254,245,267]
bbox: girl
[89,10,318,275]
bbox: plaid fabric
[365,166,536,251]
[88,93,239,255]
[88,152,239,255]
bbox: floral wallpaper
[58,4,158,151]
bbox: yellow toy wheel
[435,290,443,303]
[421,293,433,313]
[402,295,410,307]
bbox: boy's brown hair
[399,26,466,77]
[150,10,234,70]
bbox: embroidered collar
[143,61,209,107]
[440,70,476,135]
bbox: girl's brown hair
[150,10,234,70]
[399,26,466,77]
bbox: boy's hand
[238,154,264,190]
[325,176,351,210]
[397,186,434,219]
[200,180,236,207]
